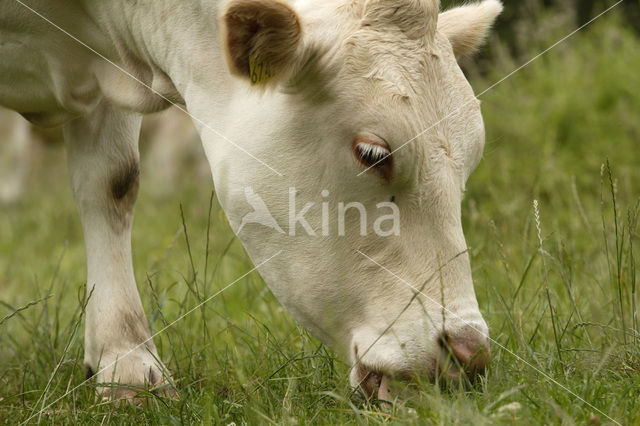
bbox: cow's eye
[353,134,393,180]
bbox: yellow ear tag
[249,53,273,86]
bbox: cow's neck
[83,0,232,117]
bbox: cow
[0,0,502,402]
[0,106,207,204]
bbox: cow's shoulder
[0,0,180,125]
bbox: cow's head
[214,0,502,398]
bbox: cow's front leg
[64,100,171,400]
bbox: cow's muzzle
[353,325,491,401]
[439,325,491,379]
[354,364,395,403]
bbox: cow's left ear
[221,0,303,86]
[438,0,503,59]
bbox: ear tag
[249,53,273,85]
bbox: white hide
[0,0,501,392]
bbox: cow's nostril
[441,327,491,377]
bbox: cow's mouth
[354,364,393,403]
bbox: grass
[1,12,640,425]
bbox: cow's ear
[221,0,303,86]
[437,0,503,59]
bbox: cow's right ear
[221,0,303,86]
[438,0,502,59]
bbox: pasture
[1,8,639,426]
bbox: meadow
[1,7,639,425]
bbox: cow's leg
[64,100,170,399]
[0,107,31,204]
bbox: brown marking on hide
[121,309,154,351]
[111,160,140,201]
[85,364,95,380]
[108,159,140,231]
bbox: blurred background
[444,0,640,65]
[1,0,639,422]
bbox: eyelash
[356,143,388,164]
[354,140,393,180]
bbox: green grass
[1,13,639,425]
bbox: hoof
[85,354,177,406]
[100,383,179,406]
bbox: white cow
[0,0,502,401]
